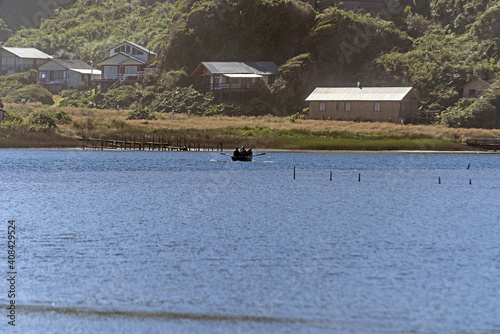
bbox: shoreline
[0,146,496,154]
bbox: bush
[3,84,54,105]
[29,110,57,130]
[95,86,141,109]
[59,91,92,108]
[126,108,157,120]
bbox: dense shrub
[5,85,54,105]
[126,108,157,120]
[29,110,57,130]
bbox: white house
[94,41,156,92]
[0,46,52,75]
[38,59,101,92]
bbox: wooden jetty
[466,138,500,150]
[80,133,223,152]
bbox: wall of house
[67,70,83,89]
[309,99,418,123]
[463,81,490,98]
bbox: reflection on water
[1,150,499,333]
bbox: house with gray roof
[93,41,157,92]
[306,86,420,123]
[0,46,52,75]
[38,59,101,92]
[191,61,279,101]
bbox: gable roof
[461,77,491,89]
[1,47,52,59]
[109,41,156,55]
[96,52,146,66]
[305,87,419,102]
[50,59,95,70]
[191,62,279,76]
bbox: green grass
[271,138,468,151]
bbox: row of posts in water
[81,133,224,152]
[293,166,474,185]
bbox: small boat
[231,154,253,161]
[221,151,265,161]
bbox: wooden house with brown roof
[306,86,420,123]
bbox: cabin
[306,86,420,123]
[191,61,279,102]
[0,46,52,75]
[461,78,490,98]
[93,41,156,92]
[38,59,101,93]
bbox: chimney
[357,82,362,89]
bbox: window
[336,102,340,111]
[319,102,326,112]
[132,48,144,56]
[374,102,381,112]
[345,102,351,112]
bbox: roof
[461,77,491,89]
[50,59,95,70]
[191,62,279,76]
[305,87,418,102]
[109,41,156,55]
[96,52,146,66]
[41,59,102,74]
[1,47,52,59]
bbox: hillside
[3,0,500,128]
[0,0,78,31]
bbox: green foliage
[142,70,190,92]
[159,0,316,71]
[29,110,57,130]
[429,0,495,33]
[439,82,500,128]
[376,28,500,109]
[126,108,157,120]
[59,91,92,108]
[5,85,54,105]
[95,86,141,109]
[59,86,142,109]
[0,111,25,130]
[148,86,213,115]
[5,0,175,63]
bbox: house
[38,59,101,92]
[461,78,490,98]
[191,61,279,101]
[0,46,52,75]
[93,41,156,92]
[306,86,420,123]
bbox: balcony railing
[92,68,157,81]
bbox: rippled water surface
[1,149,499,333]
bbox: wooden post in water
[438,177,441,184]
[358,173,361,182]
[294,167,296,180]
[330,171,332,181]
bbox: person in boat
[247,148,253,156]
[233,147,240,157]
[240,146,247,155]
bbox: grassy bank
[1,103,499,150]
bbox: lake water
[1,149,499,333]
